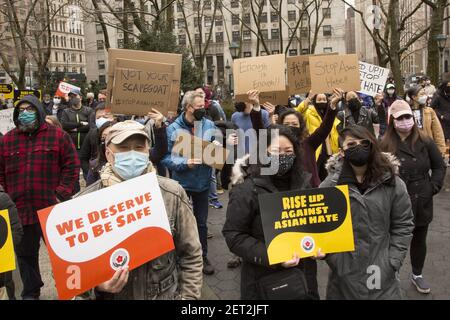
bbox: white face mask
[417,95,427,106]
[387,89,395,95]
[53,98,61,105]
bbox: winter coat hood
[13,95,46,128]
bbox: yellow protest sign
[0,209,16,273]
[258,185,355,264]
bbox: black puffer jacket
[431,89,450,139]
[60,106,93,149]
[222,159,311,299]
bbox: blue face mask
[135,118,146,125]
[18,110,37,125]
[96,117,109,129]
[113,150,149,180]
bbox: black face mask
[288,126,303,138]
[347,98,361,112]
[315,102,328,110]
[269,153,296,176]
[193,108,206,121]
[344,144,371,167]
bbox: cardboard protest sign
[14,89,41,103]
[258,185,354,265]
[55,82,80,99]
[235,88,288,106]
[287,53,338,95]
[107,49,182,113]
[309,54,360,94]
[233,54,286,96]
[359,61,390,97]
[0,209,16,273]
[37,172,175,300]
[111,58,174,116]
[0,108,15,134]
[172,131,230,170]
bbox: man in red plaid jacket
[0,95,80,299]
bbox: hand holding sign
[330,88,344,109]
[147,108,164,128]
[97,267,129,294]
[262,102,276,116]
[247,90,260,107]
[281,253,300,268]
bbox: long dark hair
[339,125,395,185]
[277,109,308,141]
[249,124,305,188]
[380,114,426,153]
[94,120,116,173]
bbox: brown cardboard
[172,132,230,170]
[233,54,286,95]
[235,88,288,106]
[107,49,182,112]
[287,53,338,95]
[111,59,174,116]
[309,54,360,94]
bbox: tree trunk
[426,0,446,85]
[389,0,404,96]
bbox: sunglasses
[396,114,413,121]
[345,139,371,150]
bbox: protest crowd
[0,51,449,302]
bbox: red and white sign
[55,81,80,99]
[38,172,175,300]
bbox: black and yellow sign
[258,185,354,265]
[0,84,13,94]
[14,89,41,103]
[0,209,16,272]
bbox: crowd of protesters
[0,73,448,301]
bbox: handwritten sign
[107,49,182,113]
[259,185,355,264]
[287,53,338,95]
[0,108,15,134]
[233,54,286,95]
[309,54,360,94]
[111,58,174,116]
[235,89,288,106]
[359,61,390,97]
[38,172,175,300]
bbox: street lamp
[229,42,240,60]
[436,34,448,79]
[225,60,231,95]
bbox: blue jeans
[186,189,209,258]
[209,170,218,202]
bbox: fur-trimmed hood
[230,154,251,186]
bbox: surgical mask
[53,98,61,105]
[394,117,414,133]
[95,117,109,129]
[112,150,149,180]
[193,108,206,121]
[417,95,427,106]
[347,98,361,112]
[387,89,395,96]
[18,110,37,125]
[344,143,371,167]
[315,102,328,110]
[269,153,296,176]
[135,118,146,125]
[426,80,431,85]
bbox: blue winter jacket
[162,113,217,193]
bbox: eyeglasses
[345,139,371,150]
[19,105,36,113]
[396,114,413,121]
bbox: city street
[12,171,450,300]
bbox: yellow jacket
[295,101,341,160]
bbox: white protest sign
[359,62,390,96]
[0,109,15,134]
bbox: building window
[117,39,124,48]
[323,25,332,36]
[204,16,212,27]
[270,0,279,6]
[260,12,267,23]
[288,0,295,4]
[323,8,331,18]
[288,10,296,21]
[260,51,268,56]
[302,12,308,21]
[231,0,239,8]
[54,52,58,62]
[243,13,251,25]
[289,49,298,56]
[243,30,251,41]
[232,14,239,25]
[271,12,279,23]
[195,33,201,44]
[204,0,211,10]
[177,2,183,12]
[96,23,102,34]
[79,54,82,63]
[244,51,252,57]
[232,31,240,42]
[97,40,104,50]
[193,1,200,11]
[271,29,279,40]
[215,16,223,26]
[99,75,106,84]
[323,47,333,53]
[215,32,223,43]
[302,48,310,54]
[98,60,105,70]
[301,27,309,38]
[194,17,200,28]
[178,34,186,45]
[72,67,77,73]
[177,19,186,29]
[63,53,66,62]
[261,29,268,40]
[272,50,280,54]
